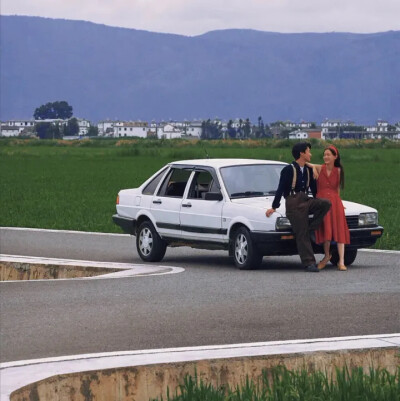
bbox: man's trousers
[285,192,331,267]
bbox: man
[266,142,331,272]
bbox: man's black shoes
[305,263,319,273]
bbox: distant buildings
[97,119,203,139]
[0,118,90,137]
[0,119,35,137]
[1,117,399,140]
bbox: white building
[365,120,390,138]
[114,121,149,138]
[283,121,297,128]
[299,121,313,129]
[0,125,20,137]
[77,118,90,136]
[159,124,185,139]
[0,119,35,136]
[4,119,35,128]
[186,121,203,138]
[376,120,389,132]
[97,120,115,136]
[288,130,309,140]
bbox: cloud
[2,0,399,35]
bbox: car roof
[170,158,288,169]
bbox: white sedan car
[113,159,383,269]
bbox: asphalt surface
[1,228,399,363]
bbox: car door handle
[153,199,162,204]
[182,203,192,208]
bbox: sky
[1,0,399,36]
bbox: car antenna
[200,143,210,159]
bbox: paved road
[1,228,399,363]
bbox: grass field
[0,138,399,249]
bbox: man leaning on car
[266,142,331,273]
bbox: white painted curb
[0,227,128,237]
[1,334,399,401]
[0,254,184,282]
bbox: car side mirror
[204,192,223,201]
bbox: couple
[266,142,350,272]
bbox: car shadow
[161,253,309,272]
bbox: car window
[220,164,285,198]
[157,168,192,198]
[142,167,168,195]
[188,171,220,199]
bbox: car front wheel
[136,221,167,262]
[330,248,357,266]
[232,227,263,270]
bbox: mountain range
[1,15,399,124]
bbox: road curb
[1,334,399,401]
[0,254,184,282]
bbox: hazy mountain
[1,15,399,124]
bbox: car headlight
[276,217,292,231]
[358,212,378,226]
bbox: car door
[151,167,191,239]
[179,169,225,242]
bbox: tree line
[201,117,272,139]
[33,101,98,139]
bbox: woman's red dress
[315,165,350,244]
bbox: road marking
[360,249,400,254]
[1,334,399,401]
[0,254,184,283]
[1,227,128,237]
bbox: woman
[307,145,350,271]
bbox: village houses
[1,117,399,140]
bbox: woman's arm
[306,162,322,179]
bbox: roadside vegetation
[0,138,398,249]
[151,366,400,401]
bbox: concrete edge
[1,334,399,401]
[0,227,128,237]
[0,254,185,282]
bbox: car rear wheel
[136,221,167,262]
[232,227,263,270]
[330,248,357,266]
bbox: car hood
[231,197,275,210]
[231,197,377,215]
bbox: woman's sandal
[337,264,347,271]
[317,255,332,270]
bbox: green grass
[151,366,400,401]
[0,138,399,249]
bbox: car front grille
[346,216,359,229]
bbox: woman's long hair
[325,146,345,189]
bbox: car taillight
[116,195,119,205]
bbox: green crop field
[0,138,399,250]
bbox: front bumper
[112,214,136,235]
[251,226,384,256]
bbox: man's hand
[266,208,276,217]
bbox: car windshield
[220,164,285,198]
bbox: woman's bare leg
[338,243,344,265]
[337,243,346,269]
